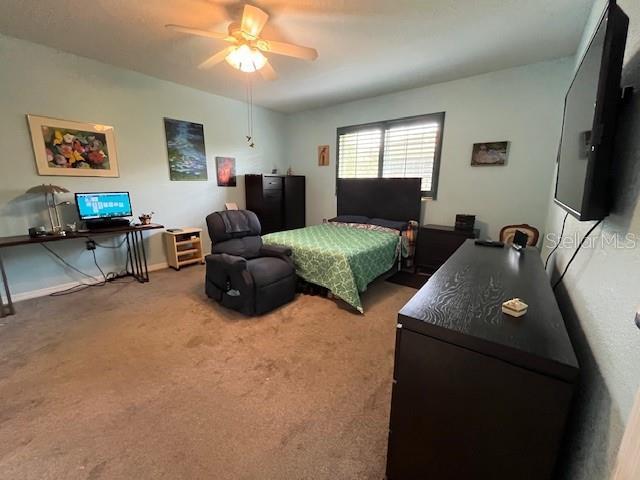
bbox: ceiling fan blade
[259,39,318,61]
[259,62,278,81]
[240,5,269,38]
[198,47,235,69]
[165,24,230,41]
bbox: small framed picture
[471,141,509,166]
[216,156,237,187]
[27,115,119,177]
[318,145,330,166]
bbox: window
[336,112,445,198]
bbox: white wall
[542,1,640,479]
[0,34,285,298]
[283,58,573,239]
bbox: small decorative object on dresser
[502,298,528,317]
[163,228,205,270]
[415,224,479,274]
[318,145,330,166]
[471,141,509,166]
[27,115,119,177]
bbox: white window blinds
[337,129,382,178]
[337,112,444,197]
[382,122,440,193]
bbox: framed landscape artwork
[471,141,510,166]
[27,115,119,177]
[216,157,236,187]
[164,118,208,181]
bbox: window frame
[336,112,445,199]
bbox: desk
[0,223,164,317]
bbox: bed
[263,223,405,312]
[262,178,422,312]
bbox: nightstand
[415,224,480,274]
[163,228,205,270]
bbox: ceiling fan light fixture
[225,45,267,73]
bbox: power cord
[41,238,134,296]
[41,244,103,283]
[544,212,570,270]
[552,218,604,291]
[92,248,107,284]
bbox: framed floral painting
[27,115,119,177]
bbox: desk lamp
[25,184,70,234]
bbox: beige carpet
[0,266,415,480]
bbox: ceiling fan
[166,4,318,80]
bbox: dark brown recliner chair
[205,210,296,315]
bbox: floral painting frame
[27,115,119,177]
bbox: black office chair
[204,210,296,315]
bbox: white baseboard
[11,261,169,303]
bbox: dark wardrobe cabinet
[245,174,305,234]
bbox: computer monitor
[75,192,133,221]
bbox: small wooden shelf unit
[163,228,205,270]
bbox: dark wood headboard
[336,178,422,223]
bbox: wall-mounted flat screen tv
[554,1,628,221]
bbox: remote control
[475,240,504,248]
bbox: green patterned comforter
[262,224,404,312]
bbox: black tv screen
[555,1,628,221]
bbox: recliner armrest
[205,253,248,271]
[260,244,292,259]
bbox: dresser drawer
[263,176,283,190]
[263,189,282,204]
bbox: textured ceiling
[0,0,593,113]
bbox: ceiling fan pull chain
[245,72,252,145]
[243,72,255,148]
[245,75,249,136]
[250,74,255,147]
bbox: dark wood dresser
[415,224,479,273]
[387,240,579,480]
[245,174,305,234]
